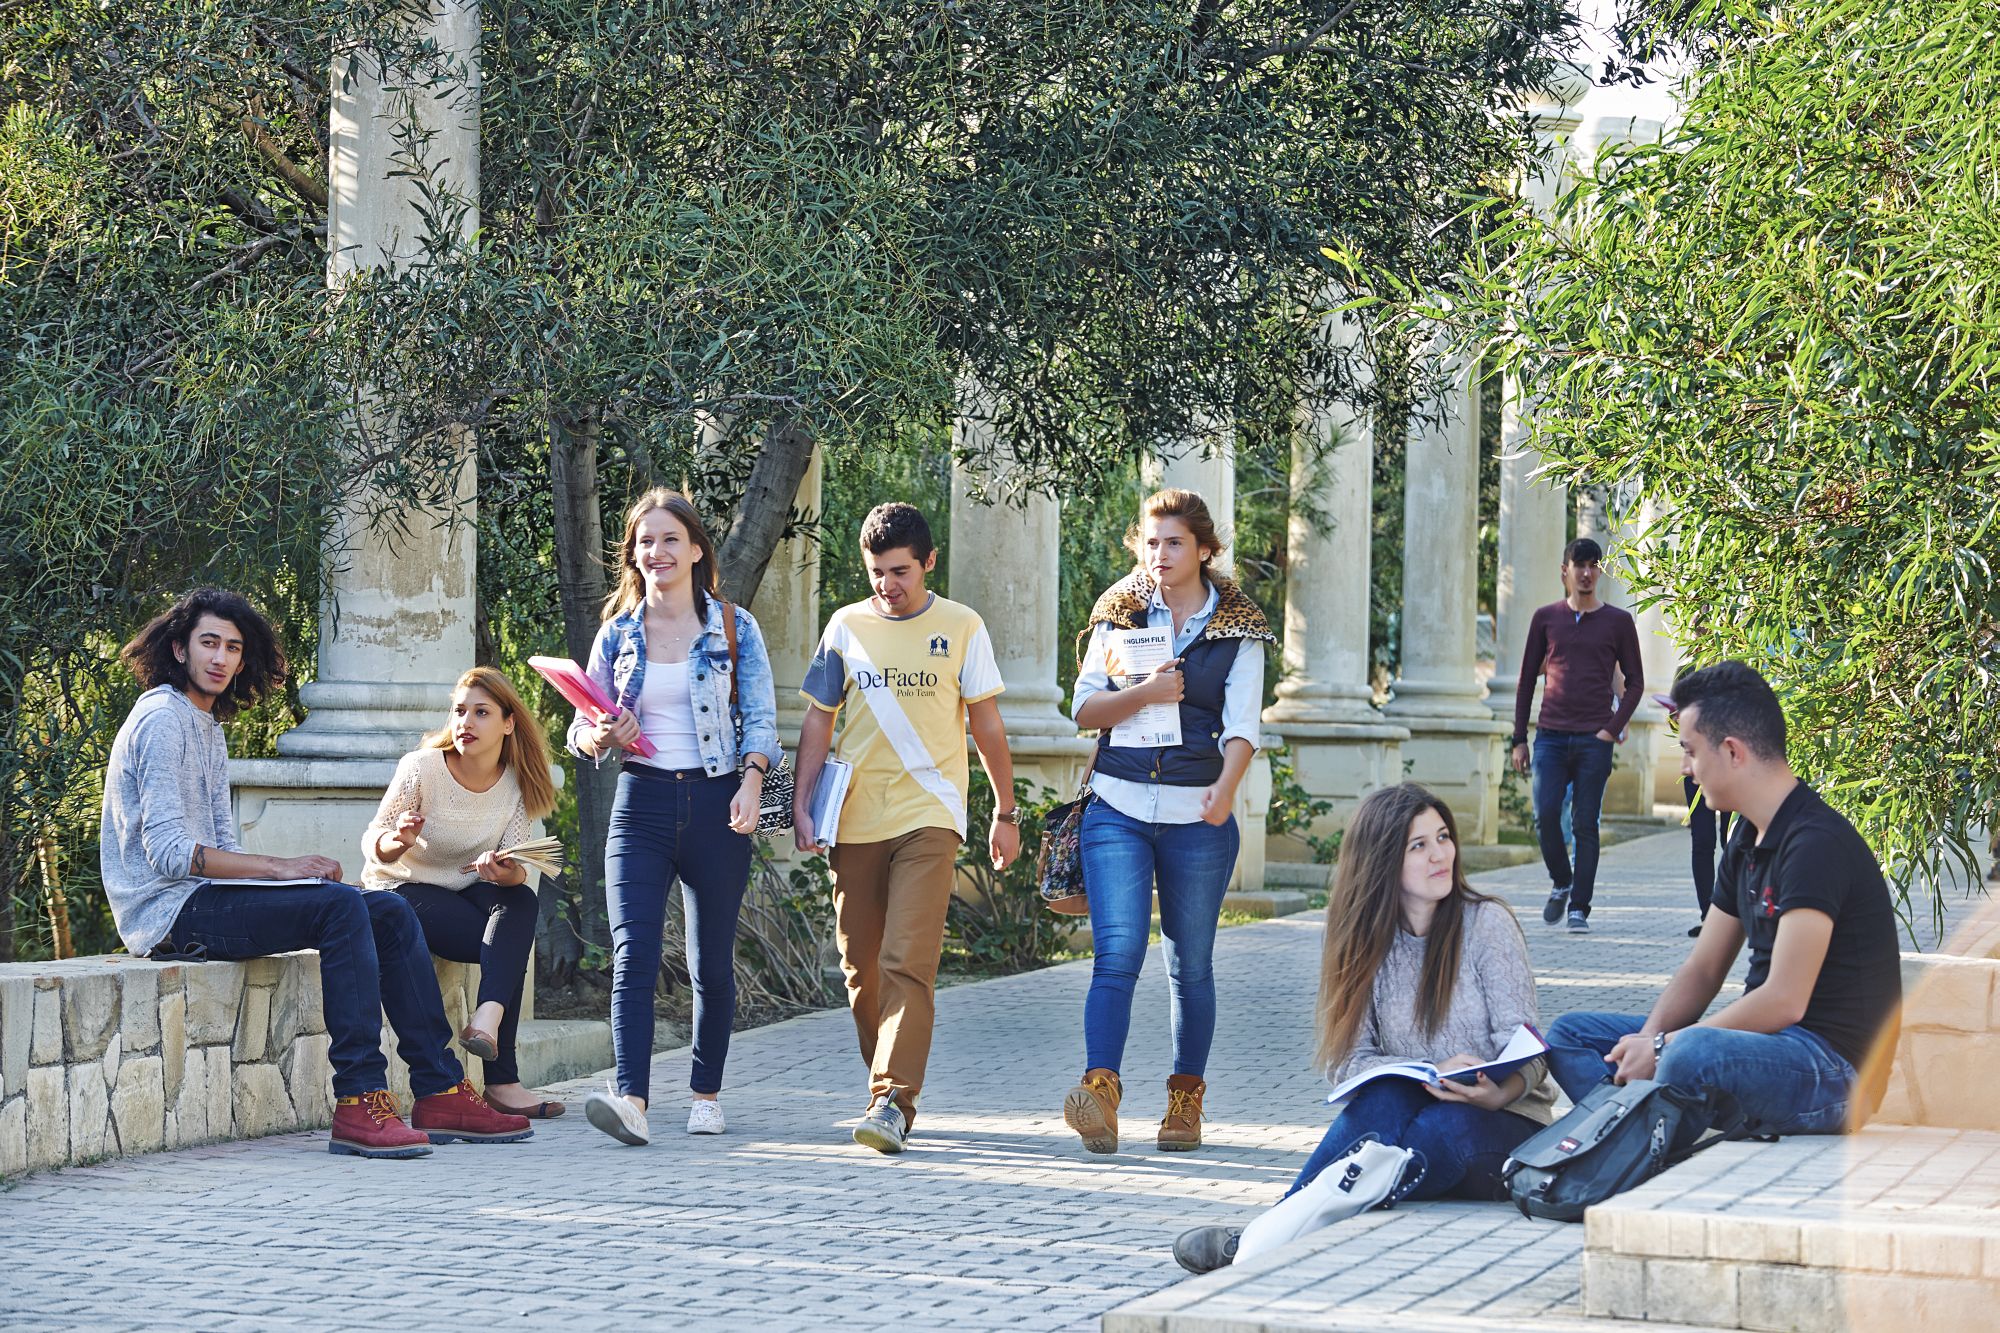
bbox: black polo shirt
[1712,781,1902,1070]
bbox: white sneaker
[686,1100,726,1135]
[584,1081,650,1146]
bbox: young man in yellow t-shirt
[793,502,1021,1153]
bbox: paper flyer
[1106,627,1182,748]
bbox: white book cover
[1105,627,1181,748]
[809,758,854,846]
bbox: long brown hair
[423,668,558,821]
[1312,783,1505,1075]
[600,488,721,622]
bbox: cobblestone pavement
[0,831,1824,1331]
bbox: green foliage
[1443,0,2000,914]
[944,771,1075,974]
[2,0,1581,963]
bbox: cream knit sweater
[361,747,531,892]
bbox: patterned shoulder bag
[1037,739,1101,916]
[720,600,796,833]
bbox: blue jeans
[605,764,753,1100]
[394,880,539,1086]
[1545,1011,1857,1136]
[1079,800,1239,1077]
[1291,1079,1540,1202]
[163,881,462,1099]
[1533,730,1614,914]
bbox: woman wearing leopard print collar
[1061,488,1275,1156]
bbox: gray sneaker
[1173,1225,1241,1274]
[1567,910,1590,933]
[1542,887,1571,924]
[853,1095,907,1154]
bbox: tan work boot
[1157,1073,1206,1151]
[1063,1068,1122,1154]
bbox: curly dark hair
[120,588,288,723]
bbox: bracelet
[743,758,769,777]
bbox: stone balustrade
[0,952,490,1178]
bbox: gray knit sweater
[99,686,243,956]
[1330,897,1556,1125]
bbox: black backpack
[1502,1079,1750,1222]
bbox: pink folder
[529,655,658,758]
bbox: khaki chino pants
[828,825,962,1126]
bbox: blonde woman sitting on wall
[364,666,565,1118]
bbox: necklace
[646,605,703,660]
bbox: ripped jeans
[1289,1077,1542,1202]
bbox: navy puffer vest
[1093,635,1241,787]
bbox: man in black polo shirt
[1543,661,1901,1133]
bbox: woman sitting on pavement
[1172,782,1554,1274]
[363,666,567,1119]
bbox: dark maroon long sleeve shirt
[1512,600,1645,740]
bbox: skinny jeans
[393,880,539,1086]
[605,764,752,1101]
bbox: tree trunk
[549,405,617,976]
[717,421,818,608]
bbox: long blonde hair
[1312,784,1502,1074]
[424,667,558,821]
[601,488,721,622]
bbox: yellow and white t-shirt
[801,593,1004,843]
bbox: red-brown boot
[329,1089,432,1159]
[411,1079,534,1144]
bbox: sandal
[457,1025,499,1062]
[487,1096,566,1119]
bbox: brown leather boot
[1062,1068,1122,1154]
[1157,1073,1206,1152]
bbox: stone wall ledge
[0,950,543,1179]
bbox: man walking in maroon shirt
[1511,538,1645,933]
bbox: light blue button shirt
[1071,581,1264,825]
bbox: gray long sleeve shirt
[1331,898,1557,1125]
[99,685,242,956]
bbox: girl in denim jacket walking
[569,489,782,1145]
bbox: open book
[807,758,854,848]
[462,836,565,880]
[1324,1023,1548,1104]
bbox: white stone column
[1384,351,1512,841]
[1143,420,1235,567]
[1263,312,1408,853]
[1489,82,1581,734]
[948,394,1093,803]
[234,3,482,867]
[754,448,824,744]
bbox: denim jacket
[564,595,782,776]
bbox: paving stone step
[511,1017,613,1090]
[1222,890,1312,918]
[1583,1129,2000,1330]
[1261,861,1333,890]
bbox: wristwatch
[992,808,1021,825]
[1651,1031,1669,1058]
